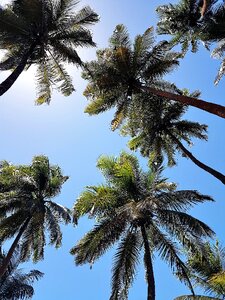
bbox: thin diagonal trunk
[142,86,225,119]
[201,0,208,17]
[0,43,37,96]
[167,130,225,185]
[140,224,155,300]
[0,217,31,278]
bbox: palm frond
[45,201,71,224]
[45,54,75,96]
[110,230,141,300]
[74,185,117,220]
[35,59,52,105]
[157,190,213,211]
[109,24,131,49]
[45,207,62,249]
[71,215,127,265]
[151,225,195,294]
[158,210,214,240]
[69,5,99,27]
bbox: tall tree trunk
[0,217,31,278]
[140,225,155,300]
[201,0,208,17]
[0,43,37,96]
[142,86,225,119]
[167,130,225,185]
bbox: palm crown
[0,155,71,277]
[120,92,225,185]
[156,0,225,84]
[175,242,225,300]
[0,246,43,299]
[71,152,214,300]
[0,0,99,103]
[121,92,207,165]
[83,24,180,127]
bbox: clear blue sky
[0,0,225,299]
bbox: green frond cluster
[71,152,214,298]
[0,155,71,263]
[176,242,225,299]
[82,24,180,129]
[156,0,225,84]
[0,246,43,299]
[121,92,208,167]
[0,0,99,102]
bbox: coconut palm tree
[0,155,71,277]
[82,24,225,119]
[156,0,208,53]
[156,0,225,84]
[120,93,225,185]
[0,246,43,299]
[71,152,214,300]
[0,0,99,103]
[174,242,225,300]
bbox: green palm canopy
[82,24,225,120]
[174,242,225,300]
[156,0,225,84]
[71,152,214,300]
[0,246,43,299]
[0,155,71,278]
[0,0,99,103]
[120,93,225,184]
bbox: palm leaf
[110,230,141,300]
[151,225,195,294]
[109,24,131,49]
[71,215,127,265]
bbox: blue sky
[0,0,225,299]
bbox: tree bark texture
[141,225,155,300]
[0,43,37,96]
[143,87,225,119]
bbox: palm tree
[0,155,71,277]
[0,0,99,103]
[0,246,43,299]
[120,93,225,185]
[71,152,214,300]
[156,0,225,84]
[82,24,225,119]
[174,242,225,300]
[156,0,207,53]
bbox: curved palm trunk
[140,225,155,300]
[201,0,208,17]
[0,43,37,96]
[167,130,225,185]
[0,217,31,278]
[142,87,225,119]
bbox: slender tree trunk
[0,43,37,96]
[201,0,208,17]
[0,217,31,278]
[140,224,155,300]
[167,130,225,185]
[142,86,225,119]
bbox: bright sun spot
[0,0,11,6]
